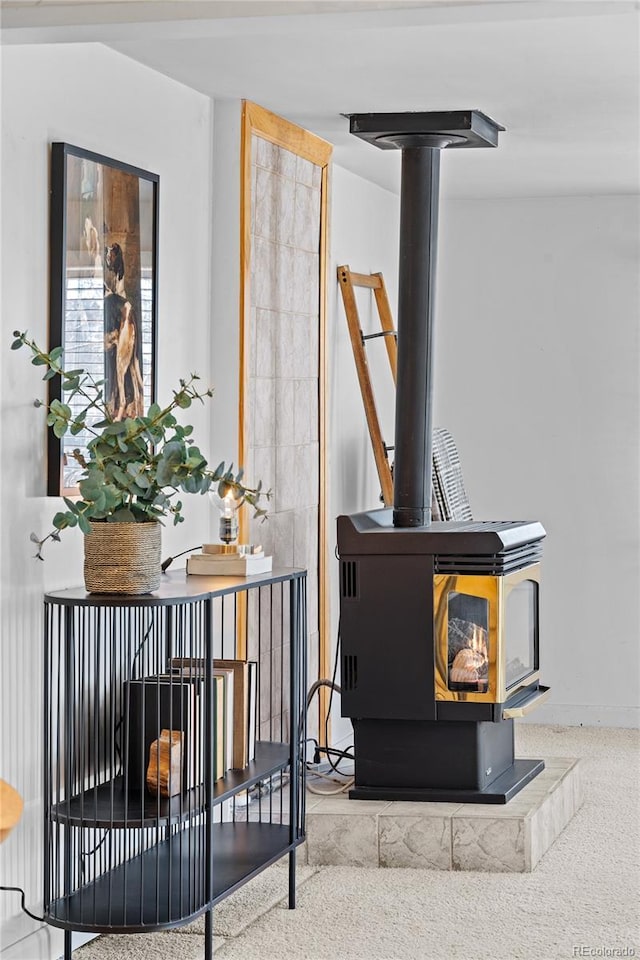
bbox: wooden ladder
[337,265,397,507]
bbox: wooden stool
[0,780,23,843]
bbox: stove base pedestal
[351,716,539,802]
[349,757,545,804]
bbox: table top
[44,567,306,606]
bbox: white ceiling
[2,0,639,199]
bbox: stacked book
[124,658,258,795]
[171,658,258,773]
[186,543,272,576]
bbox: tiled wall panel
[247,134,322,738]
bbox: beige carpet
[77,726,639,960]
[175,864,318,938]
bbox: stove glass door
[505,578,538,690]
[447,592,490,693]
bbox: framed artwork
[49,142,159,495]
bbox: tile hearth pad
[305,758,582,872]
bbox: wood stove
[338,111,550,803]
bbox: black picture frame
[49,142,159,496]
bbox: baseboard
[521,702,639,729]
[0,916,95,960]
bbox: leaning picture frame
[49,142,159,496]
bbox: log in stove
[338,111,550,804]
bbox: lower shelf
[46,822,298,934]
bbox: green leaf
[156,440,185,481]
[52,419,67,439]
[77,513,92,535]
[11,339,23,350]
[104,422,127,436]
[107,508,136,523]
[109,464,131,485]
[31,355,46,366]
[50,399,68,417]
[49,346,63,361]
[182,476,199,494]
[79,479,103,501]
[52,512,70,530]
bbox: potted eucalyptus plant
[12,331,269,594]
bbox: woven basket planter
[83,521,161,595]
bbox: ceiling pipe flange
[346,109,505,151]
[375,133,466,149]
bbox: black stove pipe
[346,111,504,529]
[393,147,440,528]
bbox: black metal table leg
[204,908,214,959]
[64,929,72,959]
[288,849,296,909]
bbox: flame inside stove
[448,618,489,690]
[470,623,488,660]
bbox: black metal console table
[43,569,307,960]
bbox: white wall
[328,163,400,744]
[210,99,242,474]
[436,196,640,728]
[0,42,214,942]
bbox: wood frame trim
[243,101,333,168]
[239,100,333,741]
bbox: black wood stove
[338,111,550,804]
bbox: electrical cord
[306,770,352,795]
[0,886,45,923]
[323,622,352,778]
[306,678,354,772]
[305,622,356,795]
[161,545,201,572]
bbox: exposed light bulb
[209,489,241,544]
